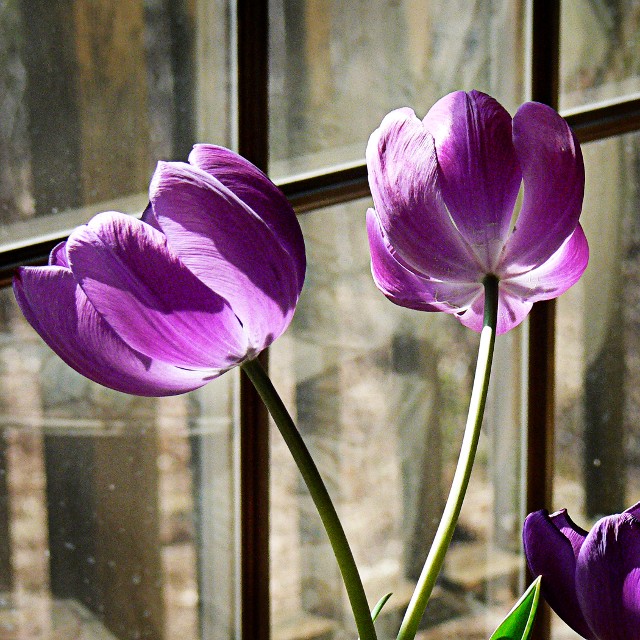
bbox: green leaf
[490,577,542,640]
[371,593,392,622]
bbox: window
[0,2,638,639]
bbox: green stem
[396,275,499,640]
[241,358,378,640]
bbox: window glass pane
[269,199,526,639]
[560,2,640,111]
[0,288,240,639]
[268,1,527,180]
[553,131,640,638]
[0,0,232,249]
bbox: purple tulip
[13,145,305,396]
[366,90,588,334]
[524,504,640,640]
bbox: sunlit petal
[502,101,584,270]
[366,92,587,335]
[366,107,482,281]
[423,90,521,270]
[456,287,532,335]
[502,224,589,302]
[13,146,305,398]
[150,161,302,351]
[14,267,220,396]
[367,209,480,313]
[188,144,306,292]
[66,211,249,369]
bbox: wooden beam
[237,1,270,639]
[526,3,560,639]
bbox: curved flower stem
[241,358,378,640]
[396,275,499,640]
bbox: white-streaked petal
[423,90,522,270]
[188,144,305,292]
[66,211,249,369]
[13,266,222,396]
[366,107,482,281]
[150,161,302,351]
[367,208,481,313]
[501,224,588,303]
[457,284,533,335]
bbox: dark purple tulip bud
[524,503,640,640]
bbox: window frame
[1,1,640,639]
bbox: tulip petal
[366,209,481,313]
[366,107,483,281]
[150,161,301,351]
[49,241,69,267]
[66,211,249,369]
[13,266,219,396]
[549,509,588,560]
[576,513,640,640]
[188,144,306,292]
[456,286,532,336]
[423,90,522,271]
[141,202,162,231]
[502,102,584,270]
[501,224,589,302]
[523,510,594,640]
[625,502,640,519]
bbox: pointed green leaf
[490,577,541,640]
[371,593,393,622]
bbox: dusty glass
[0,296,240,638]
[268,0,527,180]
[0,0,233,250]
[269,199,526,639]
[560,1,640,111]
[553,131,640,638]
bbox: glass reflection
[268,0,526,179]
[0,289,239,639]
[0,0,232,248]
[269,200,525,639]
[560,1,640,110]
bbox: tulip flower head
[524,504,640,640]
[366,90,588,334]
[13,146,305,396]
